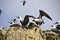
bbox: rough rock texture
[43,30,60,40]
[0,24,60,40]
[0,25,46,40]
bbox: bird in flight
[21,0,27,6]
[0,10,2,15]
[33,10,52,26]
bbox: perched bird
[21,0,27,6]
[54,21,60,25]
[54,21,60,30]
[11,19,17,23]
[8,21,15,25]
[17,15,35,27]
[0,10,2,15]
[51,24,60,33]
[16,16,23,25]
[51,25,57,29]
[33,10,52,26]
[39,10,52,20]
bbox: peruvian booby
[21,0,27,6]
[54,21,60,25]
[17,15,35,27]
[0,10,2,15]
[33,10,52,26]
[51,24,60,33]
[9,20,20,27]
[54,21,60,30]
[11,19,17,23]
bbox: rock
[0,25,46,40]
[43,30,60,40]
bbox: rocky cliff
[0,24,46,40]
[0,24,60,40]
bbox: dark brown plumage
[21,15,35,26]
[39,10,52,21]
[33,10,52,26]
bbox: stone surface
[0,24,60,40]
[0,25,46,40]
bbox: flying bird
[21,0,27,6]
[17,15,35,27]
[33,10,52,26]
[0,10,2,15]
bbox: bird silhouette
[0,10,2,15]
[39,10,52,20]
[17,15,35,27]
[21,0,27,6]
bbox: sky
[0,0,60,30]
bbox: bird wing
[24,15,36,19]
[39,10,52,21]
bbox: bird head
[16,16,23,21]
[54,21,60,25]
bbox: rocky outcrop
[0,24,60,40]
[0,24,46,40]
[43,30,60,40]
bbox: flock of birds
[0,0,53,29]
[0,0,60,34]
[8,10,52,29]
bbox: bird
[0,10,2,15]
[16,16,23,25]
[39,10,52,20]
[51,24,60,33]
[54,21,60,25]
[17,15,35,27]
[21,0,27,6]
[33,10,52,26]
[11,19,17,23]
[54,21,60,30]
[8,21,15,25]
[9,19,20,27]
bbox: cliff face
[43,30,60,40]
[0,24,60,40]
[0,25,46,40]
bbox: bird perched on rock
[11,19,17,23]
[21,0,27,6]
[33,10,52,26]
[54,21,60,25]
[8,21,15,26]
[9,19,20,27]
[51,24,60,33]
[17,15,35,27]
[54,21,60,30]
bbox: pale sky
[0,0,60,30]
